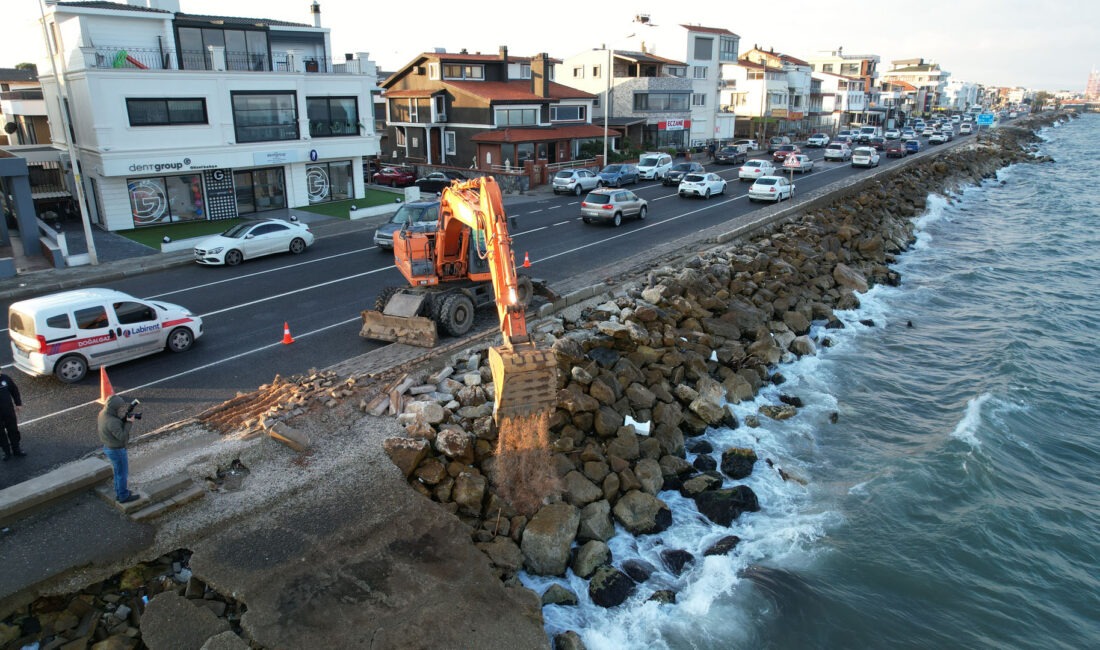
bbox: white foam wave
[950,392,992,447]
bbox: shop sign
[120,156,219,175]
[658,119,691,131]
[770,108,788,118]
[253,150,299,165]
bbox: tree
[14,63,38,74]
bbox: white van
[635,152,674,181]
[8,288,204,383]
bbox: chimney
[311,1,321,28]
[499,46,508,64]
[530,52,550,98]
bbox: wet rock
[692,454,717,472]
[588,565,636,608]
[704,535,742,557]
[554,630,587,650]
[833,263,869,293]
[720,447,758,480]
[621,558,657,583]
[759,404,797,421]
[685,439,713,454]
[521,503,580,575]
[694,486,761,526]
[577,500,615,543]
[647,590,677,604]
[679,471,723,498]
[542,584,579,606]
[778,394,804,408]
[612,490,672,535]
[572,540,611,579]
[660,549,695,575]
[789,335,816,357]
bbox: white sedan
[748,176,795,203]
[678,172,727,199]
[851,147,881,168]
[194,218,315,266]
[806,133,830,147]
[738,159,777,181]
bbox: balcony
[84,46,357,74]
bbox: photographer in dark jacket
[98,394,139,503]
[0,372,24,460]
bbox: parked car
[415,170,467,194]
[552,168,601,195]
[806,133,831,147]
[636,152,674,181]
[738,159,777,181]
[784,154,814,173]
[928,132,947,145]
[678,172,727,199]
[824,142,852,161]
[715,146,748,165]
[194,218,314,266]
[851,146,881,168]
[580,188,647,227]
[732,139,759,152]
[959,123,974,135]
[373,199,440,250]
[771,144,801,163]
[748,175,795,203]
[663,162,706,186]
[904,139,922,154]
[884,129,902,140]
[597,164,639,187]
[885,140,909,158]
[767,136,792,153]
[371,166,416,187]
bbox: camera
[124,398,142,420]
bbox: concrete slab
[0,457,112,525]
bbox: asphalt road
[0,133,967,489]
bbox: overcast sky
[2,0,1094,92]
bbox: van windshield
[639,156,661,166]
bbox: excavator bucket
[488,343,558,421]
[360,292,439,347]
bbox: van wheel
[167,327,194,353]
[54,355,88,383]
[224,249,243,266]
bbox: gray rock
[476,536,524,575]
[612,490,672,535]
[453,472,487,516]
[577,500,615,543]
[833,263,869,293]
[621,558,657,583]
[562,470,603,507]
[542,584,579,606]
[200,631,250,650]
[588,565,636,608]
[693,486,761,526]
[720,447,758,480]
[141,592,230,650]
[572,540,611,579]
[789,335,817,357]
[633,458,663,496]
[521,503,580,575]
[554,630,587,650]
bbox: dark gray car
[373,200,440,250]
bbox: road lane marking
[199,269,389,318]
[19,316,362,427]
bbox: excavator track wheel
[374,286,401,312]
[440,293,476,337]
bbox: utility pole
[38,0,98,265]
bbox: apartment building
[381,47,600,170]
[810,71,867,130]
[739,47,813,135]
[880,58,950,116]
[1,67,50,146]
[37,0,380,232]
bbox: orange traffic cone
[99,367,115,403]
[281,322,295,345]
[522,251,531,268]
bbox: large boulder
[434,428,475,463]
[693,486,760,526]
[833,263,869,293]
[572,540,611,579]
[521,503,580,575]
[452,471,487,516]
[382,437,429,478]
[577,500,615,543]
[542,584,579,606]
[562,470,603,507]
[720,447,757,480]
[633,458,664,496]
[612,490,672,535]
[141,592,230,650]
[659,549,695,576]
[588,565,636,608]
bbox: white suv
[635,152,674,181]
[824,142,852,161]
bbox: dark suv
[714,146,747,165]
[663,162,705,186]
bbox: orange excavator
[361,176,558,422]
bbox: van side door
[71,303,122,365]
[112,300,164,357]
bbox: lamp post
[602,15,653,165]
[38,0,98,265]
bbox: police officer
[0,372,25,460]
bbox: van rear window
[8,311,34,336]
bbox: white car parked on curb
[748,176,795,202]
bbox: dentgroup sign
[103,155,220,176]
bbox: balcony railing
[1,90,44,100]
[90,46,172,70]
[87,46,339,74]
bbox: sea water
[523,114,1100,649]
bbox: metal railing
[92,46,171,70]
[1,90,43,100]
[89,46,335,73]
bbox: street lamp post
[602,16,652,165]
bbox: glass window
[45,313,70,329]
[113,302,156,325]
[693,66,708,79]
[494,108,537,126]
[127,98,207,126]
[443,64,484,79]
[719,37,738,62]
[308,97,360,137]
[178,27,205,70]
[306,160,353,204]
[231,92,298,143]
[692,93,706,106]
[550,105,585,121]
[444,131,456,155]
[693,37,713,60]
[165,174,205,222]
[75,306,109,330]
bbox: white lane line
[199,268,388,318]
[515,225,549,235]
[553,221,571,226]
[528,209,543,214]
[19,317,361,426]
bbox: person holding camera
[0,372,24,460]
[98,394,140,504]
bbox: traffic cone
[99,367,115,404]
[522,252,531,268]
[281,322,295,345]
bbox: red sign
[783,156,801,169]
[658,119,691,131]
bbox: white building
[943,80,982,112]
[811,72,867,130]
[719,60,790,141]
[880,58,949,116]
[37,0,380,232]
[677,25,739,146]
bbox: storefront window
[306,160,353,204]
[234,167,286,214]
[127,173,207,227]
